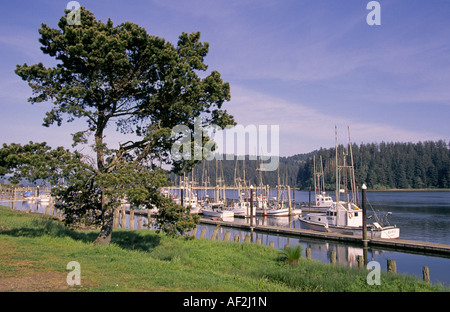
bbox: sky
[0,0,449,157]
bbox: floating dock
[199,218,450,257]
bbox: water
[2,191,450,287]
[186,189,450,243]
[364,191,450,245]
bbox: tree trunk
[93,127,112,246]
[94,208,114,245]
[94,185,113,246]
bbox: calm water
[192,189,450,244]
[2,190,450,287]
[363,191,450,245]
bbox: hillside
[168,140,450,190]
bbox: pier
[199,218,450,257]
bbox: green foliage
[280,244,302,266]
[12,6,234,243]
[15,7,234,175]
[297,141,450,190]
[0,142,81,185]
[155,198,199,237]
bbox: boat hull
[299,217,400,239]
[266,209,290,217]
[256,208,301,217]
[299,217,329,232]
[202,209,234,219]
[233,207,256,218]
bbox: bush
[280,244,302,266]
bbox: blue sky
[1,0,449,156]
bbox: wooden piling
[256,237,261,245]
[387,259,397,274]
[423,266,430,284]
[330,251,336,265]
[223,231,231,242]
[244,235,251,243]
[234,234,240,242]
[211,225,220,241]
[269,241,274,248]
[130,208,135,230]
[114,209,120,228]
[121,209,126,228]
[138,217,143,230]
[50,201,55,216]
[357,255,364,268]
[200,228,206,239]
[306,247,311,260]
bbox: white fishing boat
[265,207,291,217]
[201,200,234,219]
[173,186,201,214]
[232,199,256,218]
[299,126,400,239]
[37,194,51,203]
[255,195,269,216]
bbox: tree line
[297,140,450,190]
[176,140,450,190]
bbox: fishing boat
[311,155,334,211]
[299,126,400,239]
[265,197,297,217]
[201,199,234,219]
[173,189,201,214]
[37,194,51,203]
[232,199,256,218]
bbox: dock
[199,218,450,257]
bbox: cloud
[227,85,442,155]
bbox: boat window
[355,212,358,217]
[318,218,321,221]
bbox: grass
[280,244,302,266]
[0,205,448,292]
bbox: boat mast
[335,126,339,203]
[347,126,357,204]
[335,125,340,225]
[320,155,325,194]
[313,155,317,199]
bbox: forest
[169,140,450,190]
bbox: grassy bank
[0,205,447,292]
